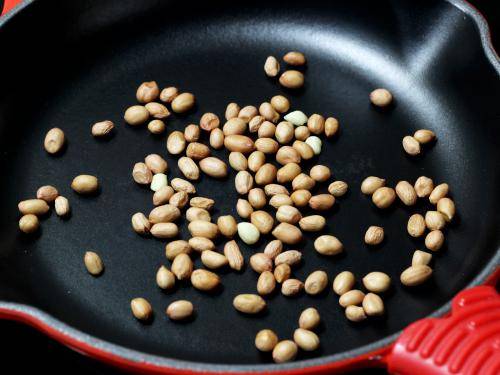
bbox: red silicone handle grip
[1,0,21,16]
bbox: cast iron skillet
[0,0,499,373]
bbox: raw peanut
[153,186,174,206]
[264,239,283,259]
[235,171,253,194]
[224,135,255,154]
[299,307,320,330]
[255,329,278,352]
[272,223,303,244]
[19,214,39,233]
[402,136,421,156]
[270,95,290,113]
[250,210,274,234]
[199,157,228,178]
[429,183,449,204]
[276,205,301,224]
[414,129,436,144]
[255,163,277,185]
[292,140,315,160]
[186,142,211,160]
[264,184,289,196]
[189,237,215,252]
[84,251,104,276]
[324,117,339,137]
[283,51,306,65]
[425,211,446,230]
[124,105,149,125]
[274,263,291,283]
[236,199,253,219]
[225,102,240,120]
[314,235,343,256]
[272,340,298,363]
[184,124,200,142]
[264,56,280,77]
[279,70,304,89]
[44,128,66,154]
[201,250,228,269]
[209,128,225,149]
[255,138,279,154]
[277,163,301,184]
[229,152,248,171]
[238,105,259,122]
[299,215,326,232]
[305,136,322,155]
[307,114,325,135]
[412,250,433,266]
[281,279,304,296]
[291,189,311,207]
[328,181,348,197]
[395,181,417,206]
[295,126,310,141]
[223,117,247,135]
[333,271,355,295]
[150,171,167,191]
[361,176,385,195]
[363,293,384,316]
[233,294,266,314]
[425,230,444,251]
[305,270,328,295]
[339,290,365,307]
[309,165,330,182]
[177,157,200,181]
[372,187,396,209]
[248,115,265,133]
[171,92,195,113]
[156,266,175,290]
[145,154,168,174]
[237,222,260,245]
[151,223,178,239]
[259,102,280,123]
[364,226,384,245]
[92,120,114,137]
[293,329,319,351]
[258,121,276,138]
[275,250,302,267]
[275,121,294,144]
[145,102,170,119]
[369,88,392,107]
[166,300,193,320]
[292,173,315,191]
[171,178,196,194]
[171,253,193,280]
[190,197,215,210]
[130,298,152,321]
[149,117,166,131]
[71,175,99,194]
[407,214,426,237]
[276,146,301,165]
[132,162,153,184]
[188,221,219,239]
[400,265,433,286]
[224,240,244,271]
[345,305,367,322]
[54,196,70,217]
[415,176,434,197]
[169,191,188,208]
[250,253,273,273]
[165,240,191,260]
[248,188,267,209]
[362,272,391,293]
[131,212,151,235]
[284,110,308,126]
[149,204,181,224]
[136,81,159,103]
[159,86,178,103]
[36,185,58,203]
[309,194,335,210]
[269,194,293,208]
[200,112,220,131]
[248,151,266,172]
[437,197,455,222]
[217,215,237,238]
[166,131,186,155]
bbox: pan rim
[0,0,499,372]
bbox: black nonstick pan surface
[0,0,499,372]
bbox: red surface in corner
[2,0,20,15]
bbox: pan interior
[0,0,499,365]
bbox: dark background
[0,1,497,374]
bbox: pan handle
[1,0,21,16]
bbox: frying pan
[0,0,499,373]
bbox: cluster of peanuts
[264,51,306,89]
